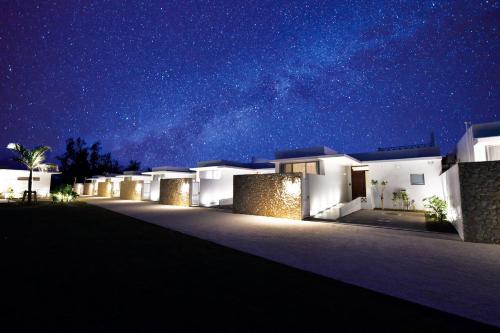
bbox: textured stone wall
[120,180,143,200]
[159,178,191,206]
[459,161,500,244]
[233,173,303,220]
[83,183,94,196]
[97,181,112,197]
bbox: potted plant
[423,196,447,222]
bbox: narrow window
[292,163,306,174]
[306,162,318,174]
[410,174,425,185]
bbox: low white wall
[0,170,53,198]
[340,197,362,217]
[440,164,463,239]
[73,183,83,195]
[199,168,273,206]
[365,158,443,210]
[307,162,348,216]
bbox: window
[280,161,319,175]
[17,177,40,181]
[410,174,425,185]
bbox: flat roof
[196,159,274,169]
[275,146,337,159]
[271,154,361,165]
[349,146,442,162]
[472,121,500,138]
[150,166,194,173]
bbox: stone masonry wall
[97,181,112,197]
[233,173,302,220]
[459,161,500,244]
[159,178,191,206]
[83,183,94,196]
[120,180,143,200]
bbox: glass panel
[306,162,318,174]
[410,174,425,185]
[292,163,306,174]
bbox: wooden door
[351,170,366,199]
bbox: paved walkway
[88,198,500,327]
[320,209,458,234]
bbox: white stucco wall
[440,164,463,239]
[456,129,500,163]
[0,169,53,198]
[307,161,349,216]
[456,131,473,163]
[365,158,444,210]
[199,167,274,206]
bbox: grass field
[0,202,495,331]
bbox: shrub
[423,196,447,222]
[392,189,416,211]
[51,184,78,203]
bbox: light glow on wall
[283,179,301,196]
[181,182,190,194]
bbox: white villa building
[191,159,274,207]
[117,172,152,201]
[0,168,58,199]
[142,166,195,201]
[456,121,500,163]
[269,145,444,219]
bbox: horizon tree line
[56,137,142,184]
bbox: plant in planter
[51,184,79,203]
[7,187,15,202]
[392,189,413,210]
[371,179,388,209]
[423,196,447,222]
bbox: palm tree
[6,143,57,204]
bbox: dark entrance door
[351,170,366,199]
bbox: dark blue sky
[1,1,498,167]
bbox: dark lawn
[0,202,495,332]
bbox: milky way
[0,1,498,167]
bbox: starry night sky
[0,1,498,168]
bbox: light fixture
[283,179,301,196]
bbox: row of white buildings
[76,121,499,220]
[2,121,499,241]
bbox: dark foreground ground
[0,202,496,332]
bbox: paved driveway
[87,198,500,327]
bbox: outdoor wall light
[134,183,142,194]
[283,179,301,196]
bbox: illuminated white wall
[0,169,53,198]
[307,161,349,216]
[199,167,274,206]
[456,129,500,163]
[456,130,473,163]
[365,158,443,210]
[440,164,463,238]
